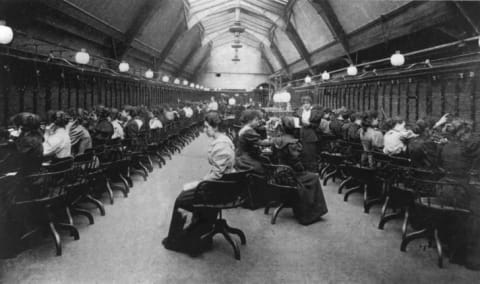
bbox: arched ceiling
[5,0,470,82]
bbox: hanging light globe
[228,98,236,105]
[183,80,188,86]
[119,61,130,72]
[190,83,195,88]
[321,71,330,80]
[0,21,13,45]
[75,48,90,65]
[347,64,358,76]
[283,91,291,103]
[273,93,280,103]
[174,78,180,84]
[162,75,169,82]
[195,84,199,89]
[390,50,405,67]
[145,69,154,79]
[304,75,312,84]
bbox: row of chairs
[1,115,204,256]
[318,134,474,268]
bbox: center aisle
[1,133,479,283]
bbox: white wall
[195,45,270,90]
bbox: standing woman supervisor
[162,111,236,255]
[296,95,322,171]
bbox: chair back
[263,164,300,188]
[18,168,76,204]
[193,179,244,208]
[44,157,74,172]
[409,178,471,214]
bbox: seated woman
[383,116,417,155]
[6,112,44,176]
[66,109,92,156]
[43,111,71,160]
[360,111,384,167]
[436,118,480,269]
[270,116,328,225]
[235,109,269,175]
[162,111,235,255]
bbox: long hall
[1,0,480,283]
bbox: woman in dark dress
[235,109,269,175]
[435,118,480,269]
[271,116,328,225]
[0,112,44,258]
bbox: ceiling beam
[310,0,352,62]
[284,22,313,73]
[174,41,204,77]
[116,0,167,59]
[270,41,289,75]
[157,18,187,65]
[260,44,274,73]
[452,1,480,34]
[192,45,213,80]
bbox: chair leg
[271,203,285,225]
[71,208,94,225]
[224,222,246,245]
[323,169,337,186]
[56,223,80,240]
[119,174,130,194]
[65,206,74,226]
[343,185,361,202]
[48,222,62,256]
[221,231,240,260]
[338,176,352,194]
[402,208,409,240]
[434,228,443,268]
[378,196,390,229]
[86,194,105,216]
[106,179,114,205]
[400,228,428,252]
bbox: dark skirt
[293,172,328,225]
[300,142,318,172]
[162,189,218,256]
[235,153,265,175]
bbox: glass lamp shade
[304,75,312,84]
[228,98,236,105]
[190,83,195,88]
[183,80,188,86]
[273,93,280,103]
[162,75,169,82]
[75,48,90,65]
[119,61,130,72]
[0,21,13,45]
[174,78,180,84]
[195,84,200,89]
[145,69,154,79]
[347,64,358,76]
[390,51,405,66]
[321,71,330,80]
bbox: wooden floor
[1,134,479,283]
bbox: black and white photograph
[0,0,480,283]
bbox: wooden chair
[400,178,472,268]
[192,171,250,260]
[14,168,80,256]
[263,164,299,225]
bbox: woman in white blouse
[43,111,71,159]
